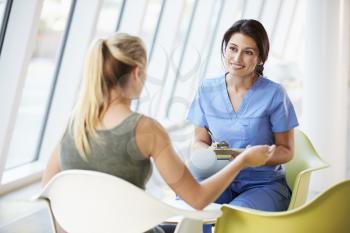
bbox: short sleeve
[269,85,299,132]
[186,85,208,128]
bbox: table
[164,199,222,224]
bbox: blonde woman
[42,33,275,233]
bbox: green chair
[214,179,350,233]
[285,129,329,210]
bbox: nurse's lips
[231,63,244,69]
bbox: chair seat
[34,170,222,233]
[214,179,350,233]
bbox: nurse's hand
[237,144,275,168]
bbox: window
[139,0,163,51]
[0,0,10,54]
[5,0,72,169]
[138,0,197,119]
[0,0,8,27]
[95,0,124,38]
[129,0,164,112]
[167,0,223,121]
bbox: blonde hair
[69,33,147,159]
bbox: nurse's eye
[229,46,238,52]
[244,50,254,55]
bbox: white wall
[302,0,350,192]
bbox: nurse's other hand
[237,145,275,167]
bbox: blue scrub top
[187,75,299,178]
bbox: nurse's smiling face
[224,33,261,79]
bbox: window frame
[0,0,103,195]
[0,0,13,56]
[0,0,45,194]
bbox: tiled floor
[0,182,54,233]
[0,207,54,233]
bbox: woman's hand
[237,144,276,168]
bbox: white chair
[34,170,221,233]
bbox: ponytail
[256,64,264,76]
[70,39,105,159]
[69,33,147,160]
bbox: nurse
[187,19,299,214]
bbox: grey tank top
[60,112,152,190]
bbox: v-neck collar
[222,75,261,116]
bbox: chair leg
[40,199,58,233]
[174,218,203,233]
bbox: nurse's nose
[233,50,243,62]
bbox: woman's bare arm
[42,145,61,186]
[136,117,273,210]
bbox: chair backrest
[284,129,328,209]
[35,170,221,233]
[214,179,350,233]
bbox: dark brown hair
[221,19,269,76]
[101,42,135,100]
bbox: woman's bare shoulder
[137,115,166,133]
[135,115,170,157]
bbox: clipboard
[213,148,243,160]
